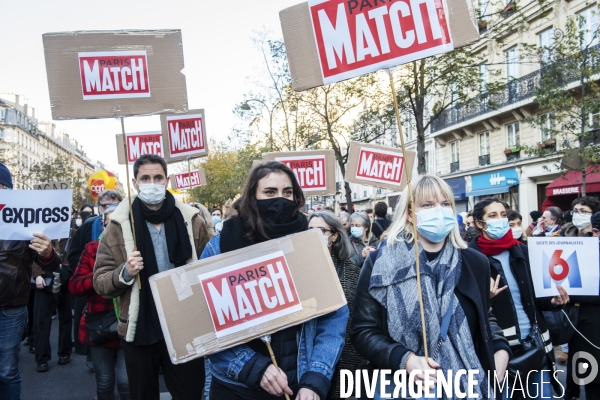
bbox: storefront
[445,177,468,213]
[466,168,520,210]
[542,167,600,211]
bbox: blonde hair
[386,174,466,249]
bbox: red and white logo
[79,51,151,100]
[309,0,453,84]
[356,148,404,185]
[173,170,203,190]
[276,155,327,192]
[199,251,302,338]
[126,132,163,163]
[166,114,206,158]
[90,180,105,196]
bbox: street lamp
[239,100,275,152]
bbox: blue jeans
[0,306,27,400]
[89,345,130,400]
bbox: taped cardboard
[280,0,478,91]
[43,30,187,119]
[149,229,346,364]
[346,141,415,191]
[169,169,206,190]
[262,150,336,196]
[116,131,164,165]
[160,109,209,163]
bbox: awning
[466,186,511,197]
[545,167,600,196]
[541,196,574,212]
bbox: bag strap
[440,295,455,341]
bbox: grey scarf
[369,240,488,399]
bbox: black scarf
[220,212,308,253]
[132,192,192,345]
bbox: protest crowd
[1,155,599,400]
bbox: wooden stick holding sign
[260,335,291,400]
[120,118,141,290]
[186,157,195,205]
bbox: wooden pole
[120,118,141,290]
[187,157,195,205]
[261,335,291,400]
[388,70,429,363]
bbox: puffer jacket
[0,240,60,309]
[93,198,211,342]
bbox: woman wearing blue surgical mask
[348,212,379,268]
[470,197,569,399]
[351,175,510,399]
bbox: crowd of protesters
[1,157,600,400]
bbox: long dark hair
[234,161,305,241]
[472,197,509,233]
[308,211,352,261]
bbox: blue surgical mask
[485,218,510,240]
[212,216,221,225]
[416,206,456,243]
[350,226,364,239]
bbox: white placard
[0,189,72,240]
[528,237,599,297]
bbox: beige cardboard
[116,132,164,165]
[160,109,209,163]
[346,141,416,191]
[280,0,479,92]
[169,168,207,190]
[149,229,346,364]
[34,181,72,190]
[43,30,187,120]
[262,150,336,196]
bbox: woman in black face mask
[201,161,349,400]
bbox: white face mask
[511,226,523,239]
[572,213,592,230]
[322,234,332,248]
[75,218,82,227]
[137,183,166,205]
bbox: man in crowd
[94,154,212,400]
[365,207,374,221]
[0,162,60,399]
[339,211,351,234]
[370,201,391,240]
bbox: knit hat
[530,210,542,221]
[0,162,13,189]
[592,211,600,231]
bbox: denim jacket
[201,235,349,398]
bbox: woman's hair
[507,209,522,222]
[234,161,305,241]
[386,175,466,249]
[308,211,352,261]
[80,203,94,212]
[472,197,509,233]
[545,206,564,225]
[349,212,370,230]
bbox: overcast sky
[0,0,299,183]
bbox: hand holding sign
[29,233,53,258]
[550,284,569,306]
[261,364,293,398]
[125,251,144,278]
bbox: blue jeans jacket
[201,235,349,397]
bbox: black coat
[351,245,510,397]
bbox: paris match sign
[262,150,336,196]
[280,0,479,91]
[346,141,415,190]
[169,169,207,190]
[116,132,164,165]
[161,109,209,163]
[42,30,187,119]
[528,237,600,297]
[149,229,346,364]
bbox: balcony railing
[431,43,600,133]
[479,154,490,166]
[450,161,460,172]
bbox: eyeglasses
[309,227,332,234]
[573,209,593,215]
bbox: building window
[450,141,459,163]
[506,122,520,148]
[539,113,555,141]
[479,131,490,155]
[0,109,4,120]
[479,64,489,91]
[578,6,599,48]
[538,28,554,63]
[506,47,519,80]
[478,0,490,21]
[424,151,430,173]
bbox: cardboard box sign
[346,141,415,190]
[161,109,209,163]
[262,150,336,196]
[149,229,346,364]
[116,131,164,165]
[280,0,479,91]
[34,181,72,190]
[169,169,206,190]
[43,30,188,119]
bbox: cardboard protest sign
[161,109,208,163]
[528,237,600,297]
[169,169,206,190]
[280,0,479,91]
[0,190,72,240]
[346,141,415,190]
[43,30,188,119]
[262,150,336,195]
[116,131,164,164]
[34,181,71,190]
[149,229,346,363]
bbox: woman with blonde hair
[351,175,510,399]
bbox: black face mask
[79,211,93,223]
[257,197,297,225]
[467,226,477,236]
